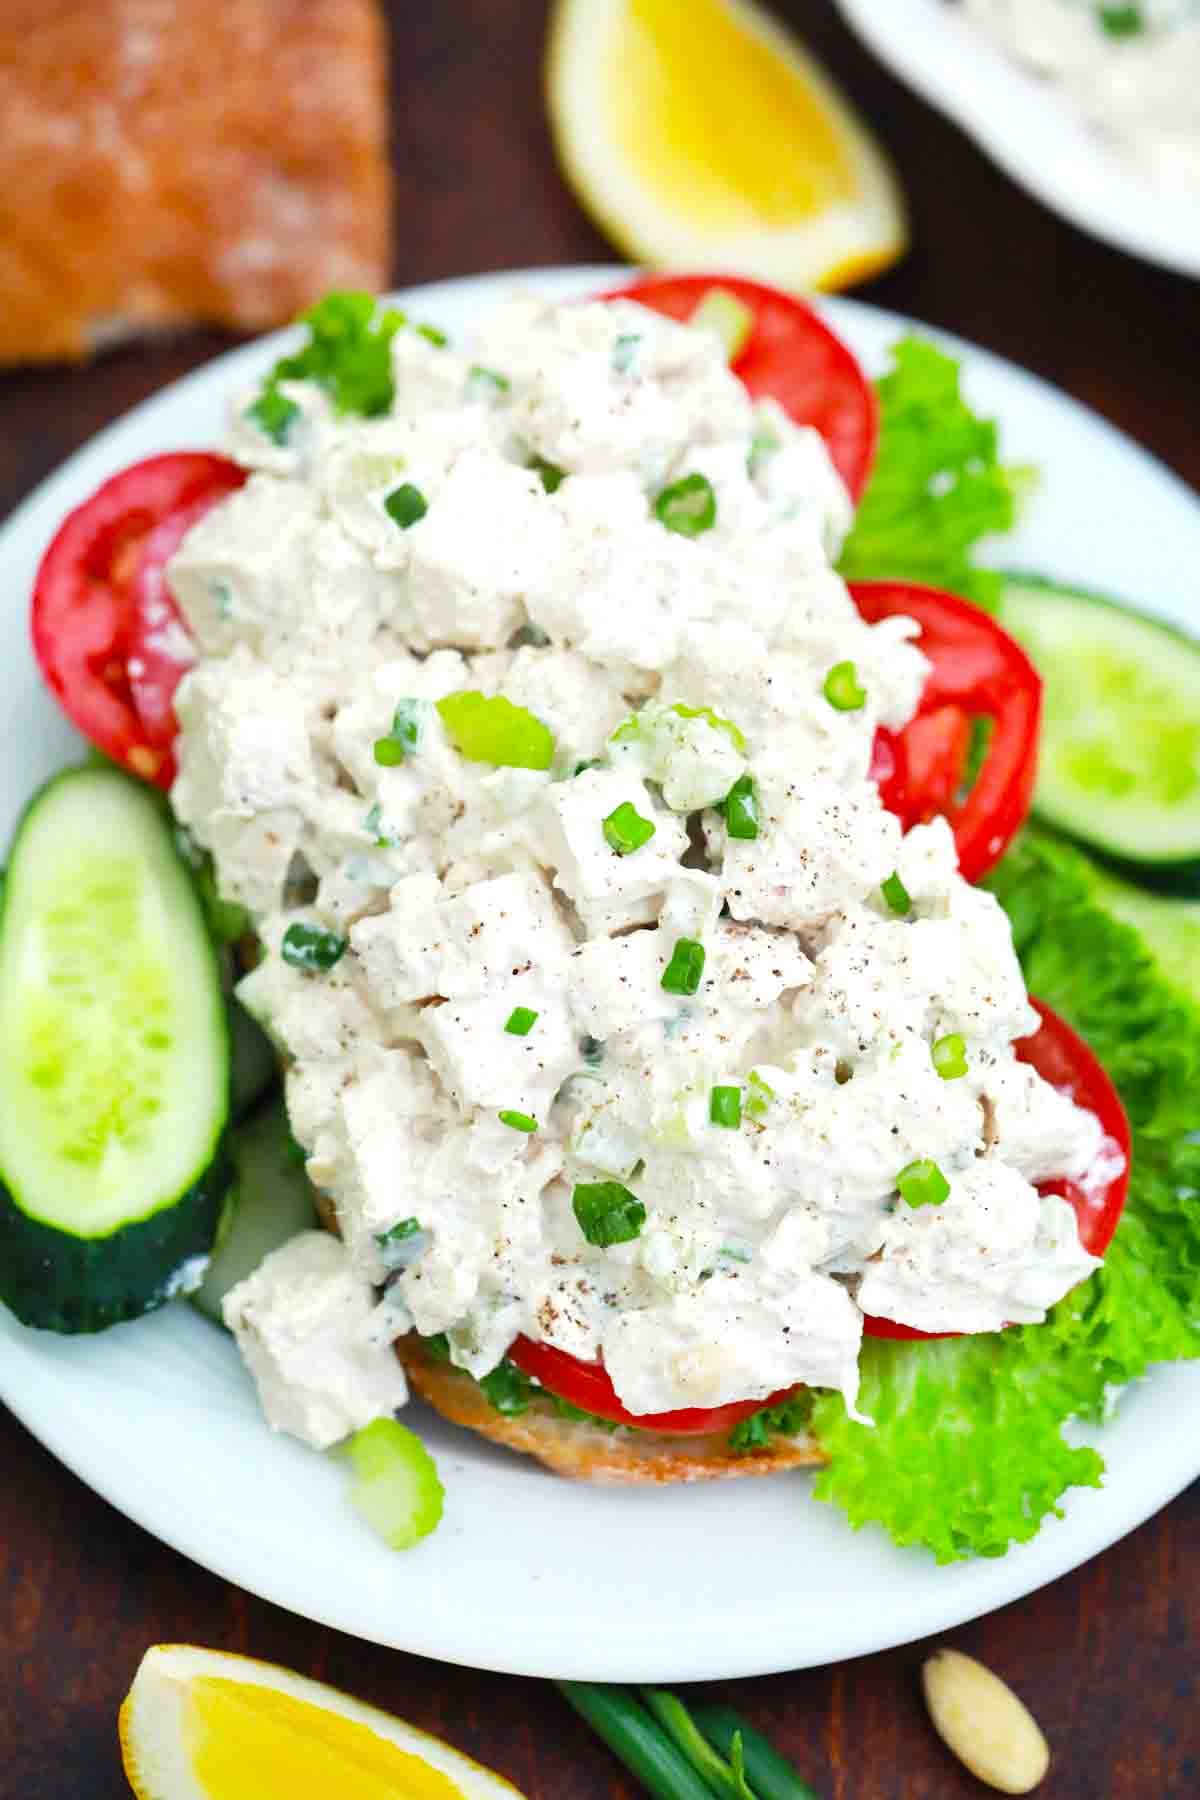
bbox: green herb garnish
[661,937,706,997]
[881,870,912,915]
[384,482,428,529]
[377,1217,422,1247]
[281,922,347,973]
[261,291,404,418]
[722,773,759,840]
[373,697,424,766]
[603,801,656,855]
[896,1158,951,1208]
[498,1109,538,1133]
[504,1007,538,1036]
[246,385,300,445]
[1098,4,1143,36]
[709,1086,742,1129]
[573,1180,646,1247]
[654,473,716,538]
[822,660,867,711]
[529,455,565,494]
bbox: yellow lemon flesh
[547,0,907,291]
[184,1680,466,1800]
[121,1645,527,1800]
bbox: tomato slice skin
[863,998,1132,1341]
[506,1335,802,1438]
[850,580,1042,883]
[599,273,879,501]
[31,452,246,788]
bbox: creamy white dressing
[177,294,1106,1447]
[961,0,1200,196]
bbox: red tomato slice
[600,273,879,501]
[31,452,246,788]
[506,1335,801,1438]
[864,998,1132,1341]
[850,581,1042,883]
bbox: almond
[922,1647,1050,1794]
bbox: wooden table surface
[2,4,1198,1795]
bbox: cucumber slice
[192,1098,317,1324]
[996,574,1200,883]
[1084,860,1200,1012]
[0,766,230,1332]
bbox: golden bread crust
[398,1337,827,1486]
[0,0,392,361]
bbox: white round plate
[2,267,1198,1682]
[835,0,1200,278]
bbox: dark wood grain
[2,4,1198,1796]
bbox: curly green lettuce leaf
[837,338,1033,609]
[810,826,1200,1560]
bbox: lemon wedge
[546,0,907,291]
[120,1645,528,1800]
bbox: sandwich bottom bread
[396,1335,826,1486]
[312,1189,823,1483]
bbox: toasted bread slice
[398,1335,827,1486]
[0,0,391,362]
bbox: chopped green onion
[709,1085,742,1129]
[612,333,641,375]
[661,937,706,997]
[376,1217,421,1246]
[383,482,428,529]
[668,702,746,752]
[931,1032,968,1080]
[421,1332,452,1362]
[723,773,759,840]
[881,871,912,915]
[478,1361,533,1416]
[654,473,717,538]
[557,1684,717,1800]
[581,1035,605,1067]
[822,660,867,711]
[640,1689,754,1800]
[529,455,565,494]
[574,758,602,776]
[603,800,657,855]
[499,1109,538,1133]
[504,1006,538,1036]
[246,384,299,445]
[745,1069,775,1118]
[436,690,555,769]
[1098,4,1143,35]
[573,1180,646,1247]
[373,697,424,767]
[897,1158,951,1209]
[343,1418,444,1551]
[688,287,753,362]
[281,922,347,973]
[466,364,510,401]
[690,1702,822,1800]
[416,321,448,347]
[267,291,404,418]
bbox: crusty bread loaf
[398,1335,827,1486]
[0,0,391,362]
